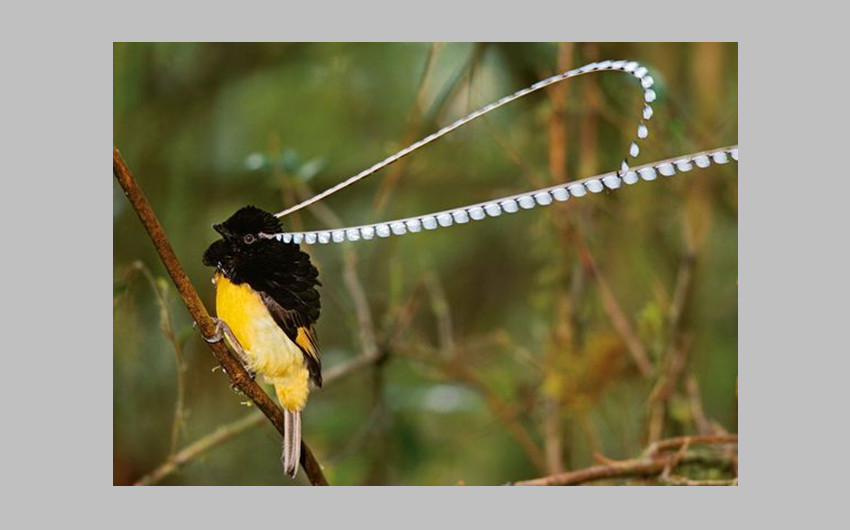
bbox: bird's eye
[243,234,256,244]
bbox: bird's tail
[282,409,301,478]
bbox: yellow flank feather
[295,327,320,363]
[214,273,311,411]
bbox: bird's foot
[202,318,224,343]
[207,318,257,381]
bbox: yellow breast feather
[214,273,311,410]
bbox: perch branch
[136,171,417,485]
[114,147,328,486]
[136,342,387,485]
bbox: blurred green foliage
[114,43,737,485]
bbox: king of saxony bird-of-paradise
[202,205,322,478]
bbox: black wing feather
[260,292,322,387]
[237,241,323,387]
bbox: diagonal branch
[289,181,382,362]
[136,342,388,485]
[578,241,654,377]
[397,343,547,473]
[513,456,670,486]
[135,411,263,486]
[645,433,737,456]
[114,147,328,486]
[511,434,737,486]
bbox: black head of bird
[202,206,282,277]
[212,205,282,242]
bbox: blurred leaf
[295,157,326,182]
[245,152,268,171]
[156,277,170,297]
[637,300,665,361]
[669,395,692,424]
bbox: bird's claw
[203,318,225,343]
[207,318,257,380]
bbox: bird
[202,205,322,477]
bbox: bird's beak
[213,223,228,237]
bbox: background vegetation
[113,42,738,485]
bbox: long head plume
[268,146,738,246]
[273,60,655,220]
[268,60,736,249]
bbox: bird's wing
[241,242,322,387]
[259,292,322,387]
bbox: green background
[113,43,738,485]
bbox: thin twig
[341,248,380,360]
[136,343,387,485]
[686,376,724,436]
[577,42,599,178]
[538,43,575,476]
[137,348,378,485]
[660,475,737,486]
[424,272,455,358]
[645,433,737,456]
[647,337,692,443]
[291,181,383,363]
[447,362,547,473]
[513,453,734,486]
[373,42,441,212]
[398,343,547,472]
[546,42,573,184]
[322,354,378,384]
[135,412,263,486]
[513,456,668,486]
[647,248,697,442]
[114,147,328,486]
[668,251,697,337]
[512,434,737,486]
[578,241,654,377]
[486,120,549,189]
[660,438,691,482]
[128,261,188,456]
[542,398,564,474]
